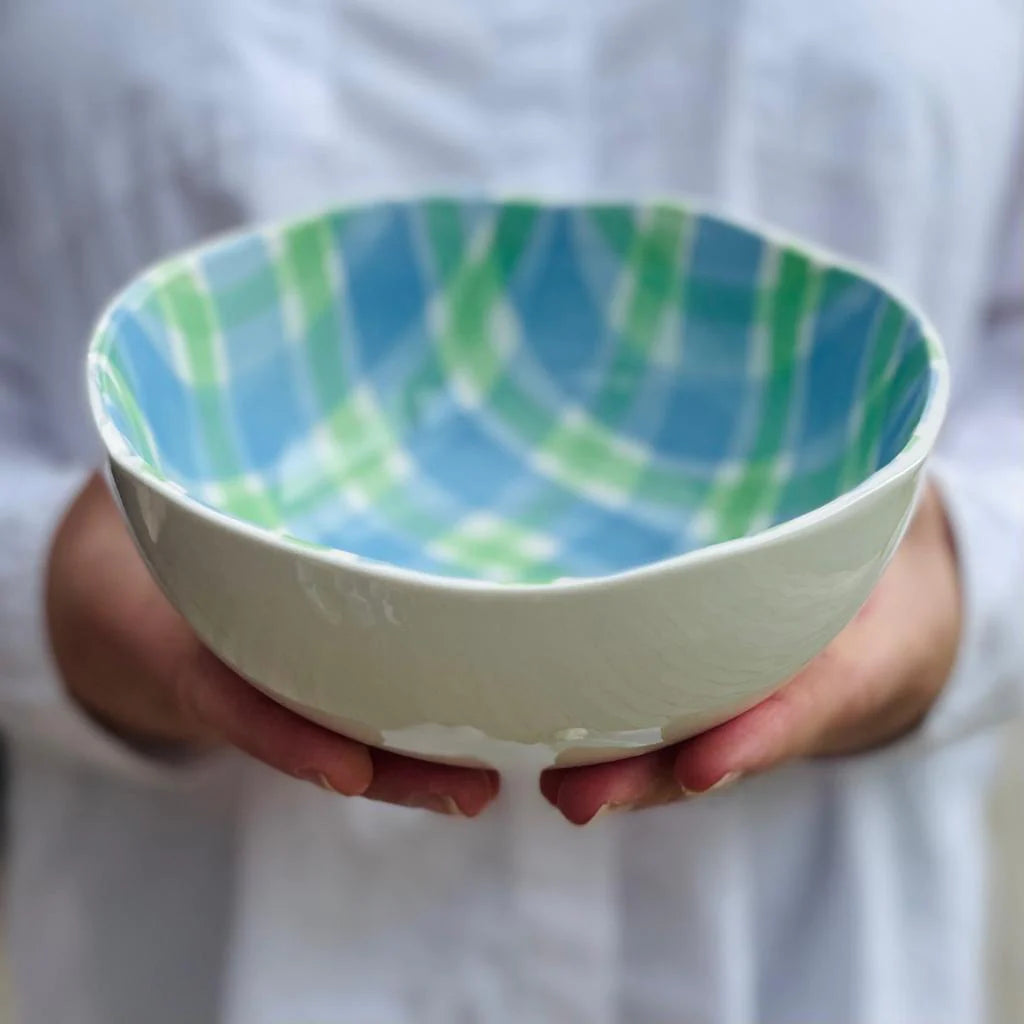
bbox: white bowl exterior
[110,458,921,771]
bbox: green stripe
[702,253,777,534]
[751,261,824,530]
[275,217,415,521]
[373,488,448,542]
[837,296,898,489]
[423,199,465,284]
[272,214,453,547]
[154,265,279,526]
[541,417,647,494]
[155,268,234,478]
[279,218,350,413]
[101,351,163,472]
[534,208,691,503]
[423,202,559,457]
[436,204,538,399]
[592,206,689,423]
[751,251,817,459]
[775,462,845,520]
[848,303,906,482]
[819,274,883,494]
[160,270,220,387]
[429,517,564,581]
[633,461,713,510]
[212,257,280,330]
[710,250,820,538]
[588,205,638,260]
[426,203,713,524]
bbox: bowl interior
[90,199,935,584]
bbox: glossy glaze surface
[91,199,935,584]
[89,199,946,767]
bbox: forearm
[45,473,223,753]
[0,455,141,772]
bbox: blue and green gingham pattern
[91,199,936,583]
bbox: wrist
[45,474,221,756]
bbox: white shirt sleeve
[923,123,1024,746]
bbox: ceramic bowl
[87,198,947,770]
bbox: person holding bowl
[1,3,1022,1022]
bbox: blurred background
[0,735,1016,1020]
[990,729,1024,1022]
[0,736,1010,1020]
[1,5,1020,1022]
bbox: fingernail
[575,800,634,825]
[711,770,742,792]
[401,794,464,816]
[296,770,340,794]
[683,771,742,797]
[316,772,339,794]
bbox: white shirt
[2,2,1023,1022]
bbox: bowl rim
[86,192,950,595]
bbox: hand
[541,481,962,825]
[46,474,499,816]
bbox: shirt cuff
[916,457,1024,746]
[0,460,223,788]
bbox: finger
[552,483,958,814]
[539,769,564,807]
[365,750,500,817]
[672,608,905,792]
[543,748,681,826]
[549,600,892,822]
[670,661,839,793]
[548,575,900,817]
[179,647,374,797]
[673,512,949,792]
